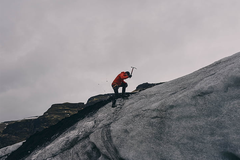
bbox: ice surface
[18,52,240,159]
[0,142,24,160]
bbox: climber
[111,71,132,107]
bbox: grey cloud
[1,0,240,122]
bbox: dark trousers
[112,82,128,100]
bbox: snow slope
[0,142,24,160]
[9,52,240,159]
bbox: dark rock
[86,82,162,106]
[0,123,7,133]
[86,94,113,106]
[133,82,163,92]
[0,102,84,149]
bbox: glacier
[6,52,240,160]
[0,142,23,160]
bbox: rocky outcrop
[86,83,163,106]
[0,102,84,149]
[86,94,113,106]
[133,82,163,92]
[43,102,85,119]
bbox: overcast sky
[1,0,240,122]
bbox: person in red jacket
[111,71,132,107]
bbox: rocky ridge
[0,102,84,149]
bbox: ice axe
[130,66,137,77]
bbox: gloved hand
[129,75,132,78]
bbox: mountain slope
[7,52,240,160]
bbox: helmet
[125,71,130,77]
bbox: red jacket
[112,72,129,86]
